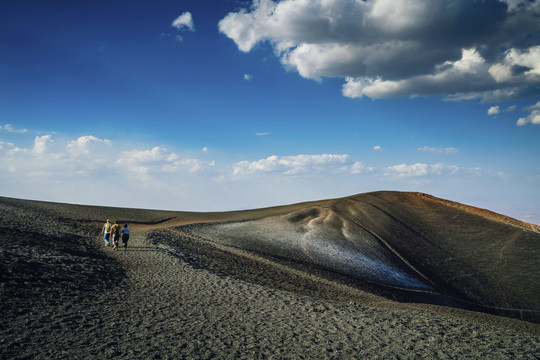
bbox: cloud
[1,135,67,179]
[351,161,369,174]
[488,105,500,115]
[243,74,253,81]
[163,158,216,174]
[116,147,176,178]
[488,103,520,118]
[1,133,215,184]
[0,141,15,152]
[256,132,270,136]
[233,154,350,176]
[202,147,208,153]
[418,146,458,154]
[373,145,382,151]
[0,133,225,211]
[116,146,217,179]
[33,135,54,155]
[232,152,468,180]
[118,147,171,164]
[219,0,540,102]
[1,124,28,133]
[517,100,540,126]
[172,12,194,31]
[67,135,111,156]
[385,162,459,177]
[500,0,533,11]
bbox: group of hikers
[102,220,130,251]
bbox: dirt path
[2,227,539,359]
[86,230,540,358]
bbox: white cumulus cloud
[118,147,171,165]
[350,161,367,174]
[67,135,111,156]
[233,154,350,176]
[116,146,216,179]
[33,135,54,155]
[219,0,540,102]
[172,12,194,31]
[488,105,501,115]
[385,162,459,177]
[517,100,540,126]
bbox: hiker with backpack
[111,221,121,250]
[102,219,111,247]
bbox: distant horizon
[1,0,539,225]
[2,190,539,227]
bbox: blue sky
[1,0,539,224]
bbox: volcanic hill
[179,191,540,322]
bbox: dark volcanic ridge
[175,192,540,322]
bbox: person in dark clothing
[121,224,130,250]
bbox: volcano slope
[180,191,540,322]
